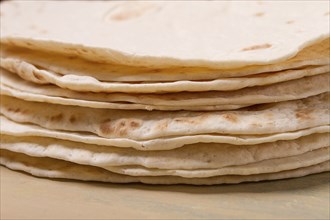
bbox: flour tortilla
[102,147,330,178]
[1,84,246,111]
[1,1,329,68]
[2,138,328,178]
[1,150,329,185]
[1,38,329,82]
[1,133,328,170]
[1,1,329,186]
[1,58,329,93]
[0,69,249,111]
[1,93,329,140]
[1,68,329,108]
[2,116,329,151]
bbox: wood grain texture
[0,167,329,220]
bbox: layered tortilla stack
[0,1,329,185]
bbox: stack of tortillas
[0,1,329,185]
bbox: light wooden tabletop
[1,166,329,220]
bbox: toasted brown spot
[254,12,264,17]
[111,7,152,21]
[50,113,63,121]
[100,120,113,134]
[69,116,76,123]
[119,128,128,136]
[156,119,169,131]
[111,12,137,21]
[32,71,44,81]
[109,3,158,21]
[9,108,20,113]
[223,113,238,123]
[325,12,330,16]
[295,109,314,120]
[7,107,29,114]
[241,43,272,51]
[21,109,29,114]
[67,55,78,59]
[112,120,130,136]
[286,20,294,24]
[174,118,198,125]
[130,120,141,128]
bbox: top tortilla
[1,1,329,68]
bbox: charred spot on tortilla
[241,44,272,51]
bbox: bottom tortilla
[1,149,329,185]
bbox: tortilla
[1,1,329,185]
[1,38,329,82]
[1,68,329,108]
[1,1,329,68]
[2,116,328,151]
[1,58,329,93]
[1,133,328,170]
[1,93,328,140]
[103,147,329,178]
[1,150,329,185]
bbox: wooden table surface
[1,166,329,220]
